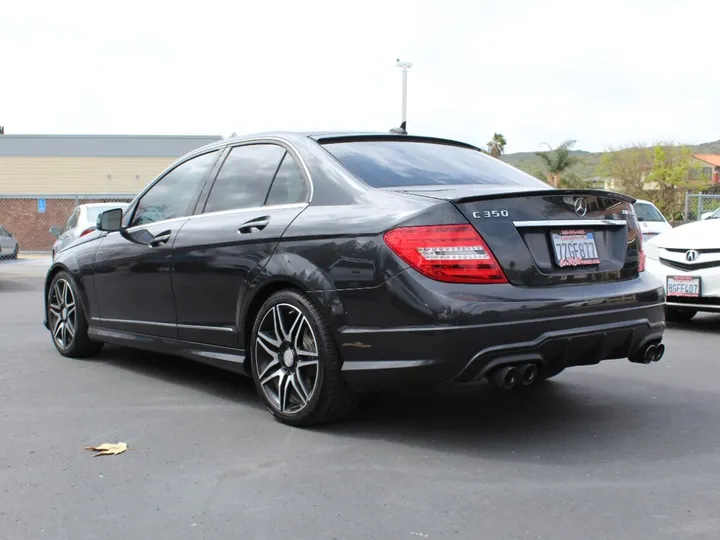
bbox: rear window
[634,202,665,222]
[320,139,546,188]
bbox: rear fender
[239,252,349,350]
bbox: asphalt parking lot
[2,263,720,540]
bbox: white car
[0,224,19,259]
[634,199,672,242]
[645,216,720,321]
[50,202,127,260]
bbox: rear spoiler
[449,188,637,205]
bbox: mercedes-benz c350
[44,131,666,426]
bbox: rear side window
[204,144,286,213]
[265,152,308,206]
[321,139,546,188]
[65,209,80,231]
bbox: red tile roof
[693,154,720,167]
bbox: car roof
[634,199,654,205]
[194,131,481,154]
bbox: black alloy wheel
[250,290,358,426]
[47,272,103,358]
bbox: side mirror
[97,208,123,232]
[49,226,62,238]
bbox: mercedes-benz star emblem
[573,198,588,217]
[685,249,699,262]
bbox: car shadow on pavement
[95,345,262,410]
[89,346,720,468]
[326,374,720,466]
[667,313,720,334]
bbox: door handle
[149,230,172,247]
[238,216,270,234]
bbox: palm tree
[487,133,507,158]
[535,139,578,187]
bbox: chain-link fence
[684,193,720,222]
[0,194,134,259]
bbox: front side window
[204,144,286,214]
[0,226,9,237]
[265,152,309,206]
[320,139,547,188]
[131,151,219,227]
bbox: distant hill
[501,139,720,179]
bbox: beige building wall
[0,156,176,195]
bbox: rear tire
[250,289,358,427]
[47,271,104,358]
[666,307,697,322]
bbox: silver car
[0,225,19,260]
[50,203,127,259]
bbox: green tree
[535,139,578,187]
[487,133,507,158]
[601,142,704,215]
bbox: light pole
[396,59,412,129]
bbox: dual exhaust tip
[639,343,665,364]
[490,363,538,390]
[490,342,666,388]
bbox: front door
[92,149,221,338]
[172,143,310,348]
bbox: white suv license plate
[667,275,701,298]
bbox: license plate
[667,275,700,297]
[551,229,600,267]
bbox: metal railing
[684,193,720,221]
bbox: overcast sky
[2,0,718,153]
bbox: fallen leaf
[85,442,128,457]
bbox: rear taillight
[79,227,96,237]
[383,224,507,284]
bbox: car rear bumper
[318,270,666,391]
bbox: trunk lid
[394,187,642,286]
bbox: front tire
[250,289,358,427]
[9,245,18,259]
[47,271,104,358]
[666,307,697,322]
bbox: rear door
[172,142,309,348]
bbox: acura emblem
[573,198,587,217]
[685,249,699,262]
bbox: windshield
[321,139,547,188]
[709,207,720,219]
[634,202,665,222]
[86,205,125,223]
